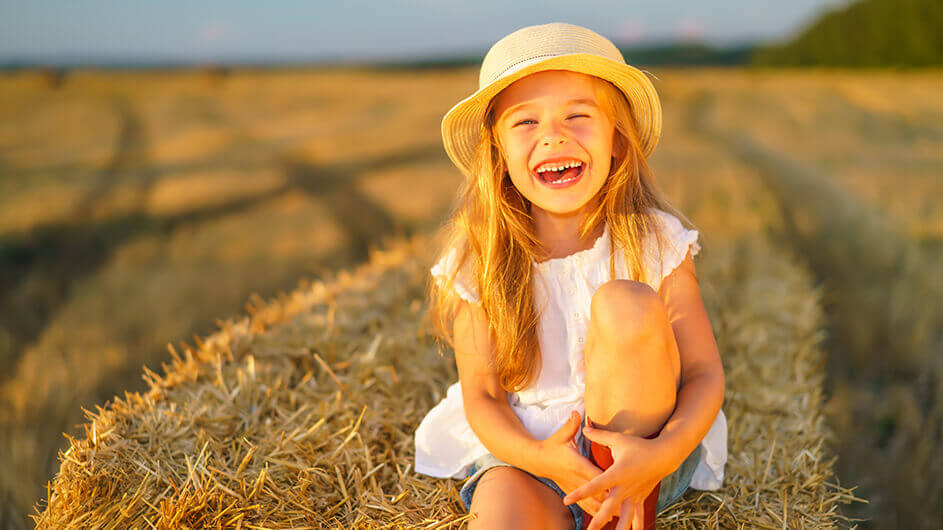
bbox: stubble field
[1,66,940,528]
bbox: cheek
[504,137,531,164]
[506,168,532,190]
[593,136,618,165]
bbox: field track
[684,84,943,528]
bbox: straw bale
[33,233,858,528]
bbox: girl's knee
[589,279,666,341]
[585,280,680,392]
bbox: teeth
[536,161,582,173]
[551,174,580,184]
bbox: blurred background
[1,0,941,528]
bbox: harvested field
[34,232,858,528]
[683,78,943,527]
[0,68,466,528]
[5,67,939,527]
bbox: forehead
[492,70,600,116]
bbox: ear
[611,129,628,160]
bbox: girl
[414,22,727,530]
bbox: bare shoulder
[658,247,698,298]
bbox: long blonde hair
[429,74,691,393]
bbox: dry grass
[651,69,943,528]
[720,133,943,528]
[6,66,937,527]
[33,230,858,528]
[0,67,467,527]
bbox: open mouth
[534,162,585,187]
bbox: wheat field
[1,66,941,528]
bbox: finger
[566,484,608,510]
[553,411,578,438]
[581,487,609,507]
[563,470,618,506]
[577,496,602,517]
[633,499,645,530]
[587,502,613,530]
[581,424,622,446]
[551,411,581,442]
[587,490,622,530]
[615,500,634,530]
[578,498,599,516]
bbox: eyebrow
[502,98,599,119]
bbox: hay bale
[35,67,68,90]
[33,233,859,528]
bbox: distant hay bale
[200,64,232,88]
[35,67,68,90]
[32,233,859,528]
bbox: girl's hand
[562,423,672,530]
[536,411,608,517]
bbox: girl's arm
[452,299,548,477]
[454,299,611,516]
[651,249,725,468]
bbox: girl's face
[492,70,617,219]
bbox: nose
[540,121,566,147]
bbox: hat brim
[441,53,662,179]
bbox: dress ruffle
[645,209,702,292]
[430,247,480,305]
[531,223,611,274]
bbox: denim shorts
[458,415,702,529]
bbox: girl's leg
[468,466,574,530]
[581,280,681,528]
[584,279,680,437]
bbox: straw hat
[441,22,662,179]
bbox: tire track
[685,87,943,529]
[0,96,149,386]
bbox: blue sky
[0,0,851,63]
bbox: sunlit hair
[428,72,692,392]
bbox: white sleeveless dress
[413,208,727,490]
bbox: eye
[568,114,590,120]
[513,119,536,127]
